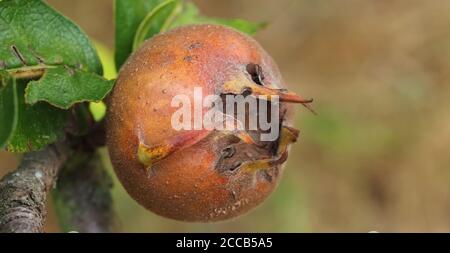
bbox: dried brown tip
[222,75,316,114]
[234,126,299,174]
[276,125,300,155]
[240,151,289,174]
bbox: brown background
[2,0,450,232]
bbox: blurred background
[2,0,450,232]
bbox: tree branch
[52,150,117,232]
[0,118,116,233]
[0,142,69,233]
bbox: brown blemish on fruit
[183,55,193,62]
[188,42,202,50]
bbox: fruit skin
[107,24,301,222]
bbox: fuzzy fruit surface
[107,24,303,222]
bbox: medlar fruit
[106,24,313,222]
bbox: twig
[0,142,69,233]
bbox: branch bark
[0,142,69,233]
[52,150,117,232]
[0,118,116,233]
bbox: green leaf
[132,0,182,51]
[89,101,107,122]
[169,3,266,35]
[207,18,267,36]
[0,0,112,110]
[115,0,263,68]
[0,0,102,74]
[94,42,117,80]
[25,66,115,109]
[6,80,68,153]
[0,74,18,149]
[115,0,166,68]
